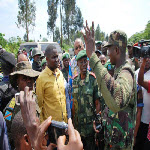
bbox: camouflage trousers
[104,144,132,150]
[81,135,95,150]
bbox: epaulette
[89,72,96,78]
[73,74,78,80]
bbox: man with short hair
[99,54,107,65]
[36,45,68,123]
[72,50,100,150]
[68,38,85,108]
[32,48,42,72]
[11,111,31,150]
[127,42,139,71]
[62,52,70,82]
[83,22,136,149]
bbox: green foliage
[47,0,59,39]
[0,33,7,47]
[17,0,36,41]
[95,24,106,41]
[0,33,23,57]
[128,20,150,43]
[53,27,60,42]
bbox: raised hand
[82,20,95,58]
[20,86,53,150]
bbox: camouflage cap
[76,50,87,61]
[62,52,70,60]
[9,61,40,89]
[104,30,127,48]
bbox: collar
[45,66,60,77]
[77,71,89,86]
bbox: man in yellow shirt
[36,45,68,123]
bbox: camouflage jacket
[61,68,69,83]
[89,53,136,148]
[72,71,100,137]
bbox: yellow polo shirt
[36,66,67,123]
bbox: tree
[144,20,150,39]
[95,24,101,41]
[47,0,59,41]
[17,0,36,42]
[95,24,105,41]
[54,27,60,42]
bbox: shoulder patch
[89,72,96,79]
[73,74,78,80]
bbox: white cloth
[136,69,150,124]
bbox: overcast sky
[0,0,150,41]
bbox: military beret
[104,30,127,48]
[96,41,102,45]
[62,52,70,60]
[76,50,87,61]
[0,51,16,67]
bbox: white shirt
[136,69,150,124]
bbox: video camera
[133,40,150,58]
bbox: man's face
[107,45,117,65]
[46,49,59,71]
[127,46,133,56]
[77,57,87,75]
[17,75,34,91]
[100,56,106,65]
[96,43,101,50]
[74,40,84,55]
[63,58,70,68]
[34,55,41,62]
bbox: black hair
[45,45,57,57]
[11,111,27,149]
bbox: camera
[48,120,68,144]
[133,40,150,58]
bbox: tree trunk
[26,0,29,42]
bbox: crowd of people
[0,21,150,150]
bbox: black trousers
[134,122,150,150]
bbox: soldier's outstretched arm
[82,21,134,113]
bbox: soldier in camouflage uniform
[82,22,136,150]
[3,61,40,149]
[61,52,70,82]
[72,50,101,150]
